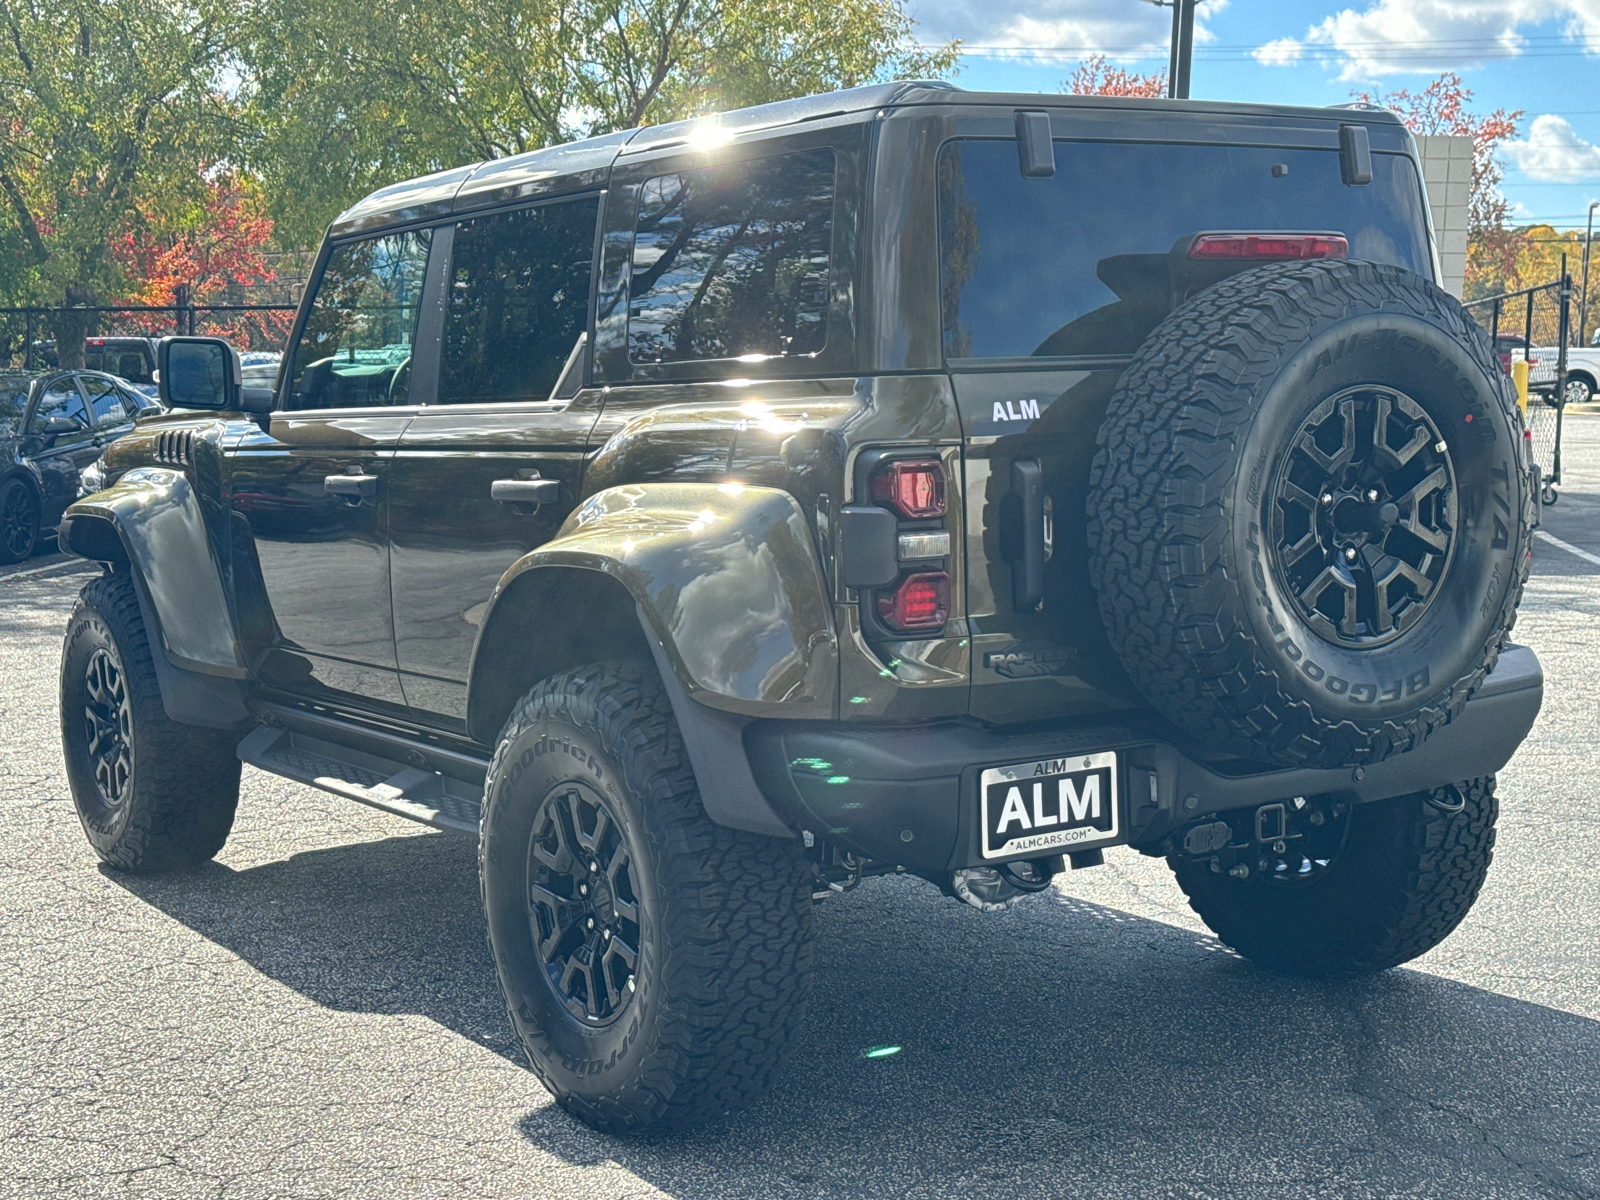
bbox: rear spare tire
[1088,260,1532,768]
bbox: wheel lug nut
[589,861,599,874]
[603,928,612,941]
[1366,489,1379,502]
[1320,493,1333,505]
[579,883,588,896]
[586,917,595,930]
[1344,547,1357,561]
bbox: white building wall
[1414,134,1474,299]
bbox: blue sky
[907,0,1600,232]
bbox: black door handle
[491,478,561,505]
[324,473,378,497]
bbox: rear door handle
[324,473,378,497]
[491,478,561,506]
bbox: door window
[29,379,91,436]
[0,386,27,438]
[626,148,835,365]
[937,140,1430,361]
[439,196,600,403]
[288,229,432,410]
[80,376,130,425]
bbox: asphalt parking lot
[3,421,1599,1200]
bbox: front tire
[60,573,242,871]
[0,476,40,564]
[480,660,814,1133]
[1170,777,1498,978]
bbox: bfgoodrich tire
[60,573,241,871]
[1088,260,1533,768]
[479,660,814,1133]
[1170,778,1498,978]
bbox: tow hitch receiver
[1165,796,1351,884]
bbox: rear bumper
[746,645,1543,872]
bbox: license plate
[979,751,1120,861]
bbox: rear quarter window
[627,148,835,365]
[938,140,1430,361]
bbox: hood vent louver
[153,429,196,467]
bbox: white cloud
[1298,0,1600,81]
[909,0,1224,62]
[1504,114,1600,180]
[1254,37,1304,66]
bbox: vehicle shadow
[112,833,1600,1200]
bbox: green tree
[242,0,957,250]
[0,0,242,364]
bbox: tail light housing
[1188,233,1348,261]
[870,458,946,520]
[877,572,950,632]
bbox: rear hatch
[935,130,1435,724]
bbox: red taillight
[878,572,950,632]
[1188,234,1349,261]
[871,458,946,520]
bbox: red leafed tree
[1352,73,1523,294]
[1063,54,1166,98]
[111,173,291,351]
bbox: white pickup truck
[1523,339,1600,405]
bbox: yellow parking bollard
[1512,358,1529,415]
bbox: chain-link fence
[1464,262,1574,504]
[0,301,297,369]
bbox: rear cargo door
[936,125,1434,724]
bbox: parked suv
[57,84,1541,1132]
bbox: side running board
[237,725,485,836]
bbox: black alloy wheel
[1269,385,1456,648]
[526,782,642,1025]
[0,478,39,563]
[83,646,134,808]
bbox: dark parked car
[82,337,158,392]
[0,369,146,563]
[58,84,1540,1132]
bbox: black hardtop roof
[329,83,1410,238]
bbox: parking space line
[1535,529,1600,568]
[0,558,94,583]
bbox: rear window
[938,140,1430,361]
[627,148,835,365]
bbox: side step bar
[237,724,486,837]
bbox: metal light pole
[1140,0,1197,99]
[1581,200,1597,349]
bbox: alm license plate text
[979,751,1119,861]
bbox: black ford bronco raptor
[58,83,1542,1132]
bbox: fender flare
[60,468,250,729]
[467,482,839,837]
[478,481,837,718]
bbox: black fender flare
[59,468,250,729]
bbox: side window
[80,376,129,425]
[439,196,599,403]
[288,229,432,410]
[627,148,835,365]
[29,380,90,435]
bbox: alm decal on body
[992,399,1042,422]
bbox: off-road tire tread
[1171,777,1498,978]
[1088,260,1533,767]
[63,572,240,871]
[481,660,814,1133]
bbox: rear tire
[60,573,241,871]
[479,660,814,1133]
[1170,777,1497,978]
